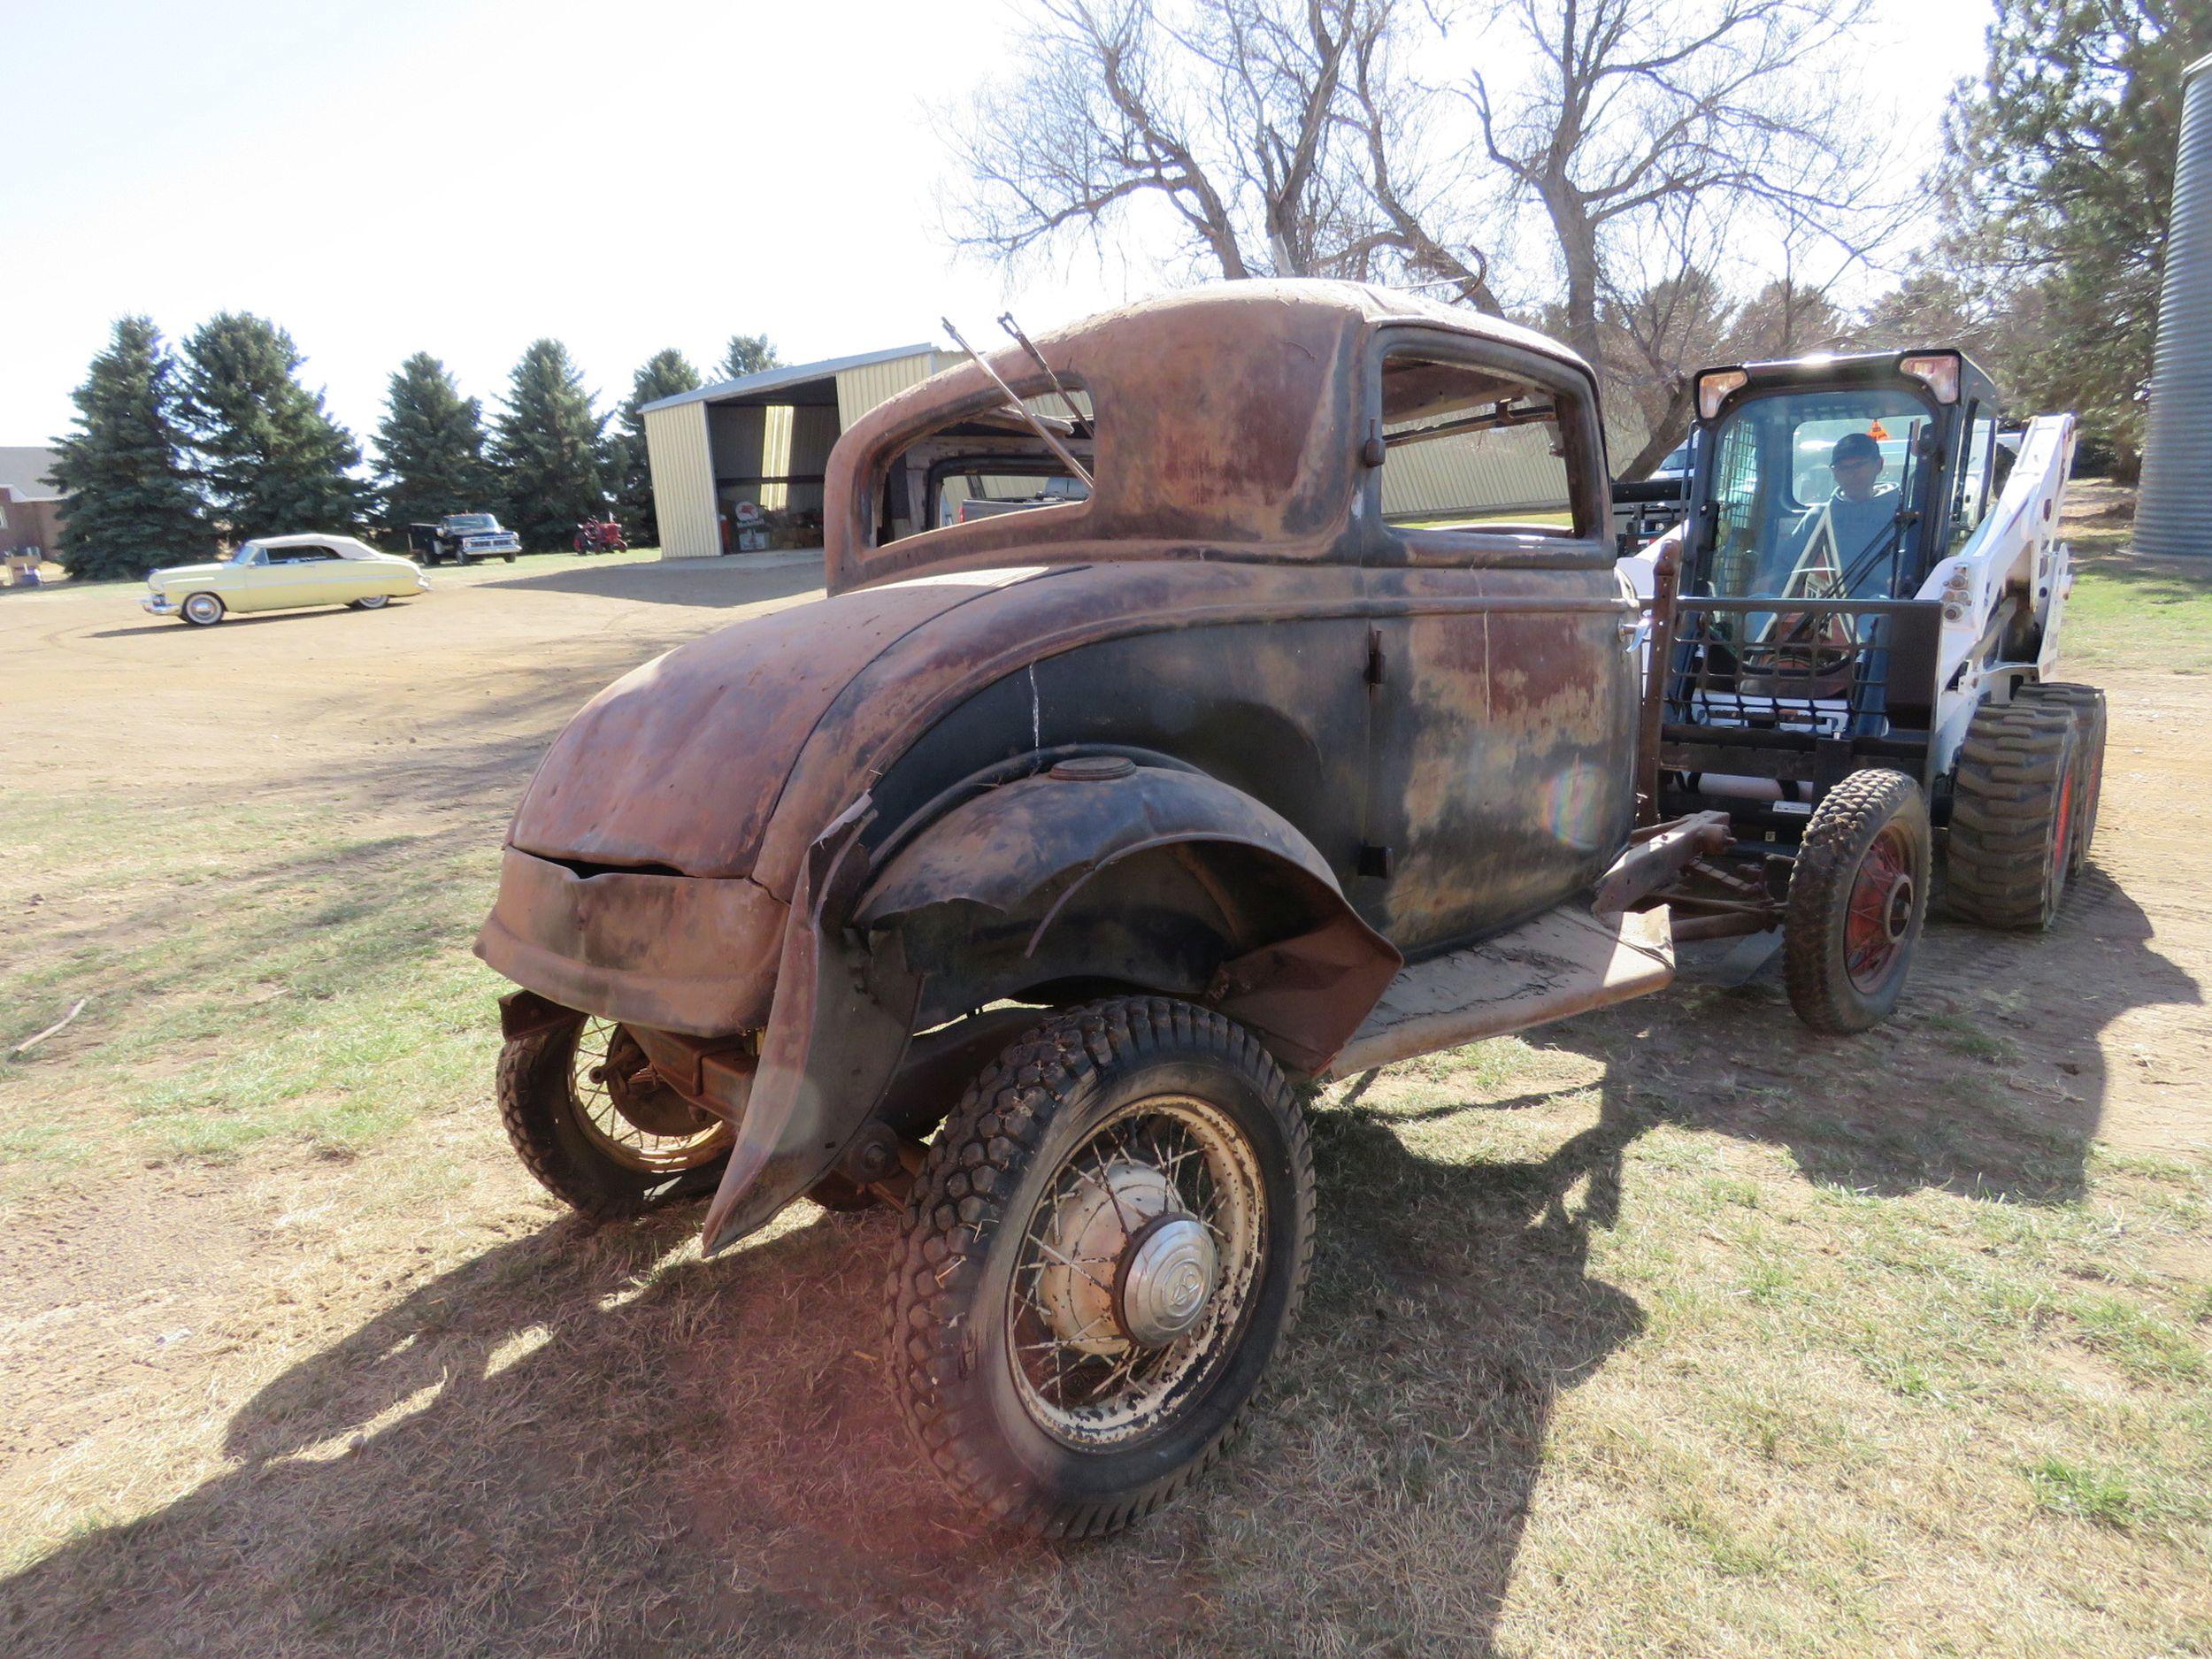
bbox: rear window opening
[872,392,1095,546]
[1378,353,1578,536]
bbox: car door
[1356,328,1638,956]
[222,545,288,611]
[279,542,355,604]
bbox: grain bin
[2135,53,2212,557]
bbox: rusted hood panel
[507,569,1048,879]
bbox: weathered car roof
[826,280,1598,590]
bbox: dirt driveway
[1,549,2207,1657]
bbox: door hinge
[1356,842,1394,879]
[1364,626,1385,688]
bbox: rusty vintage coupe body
[476,281,1717,1534]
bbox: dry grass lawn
[1,523,2208,1656]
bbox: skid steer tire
[2016,682,2106,877]
[887,996,1313,1539]
[1784,769,1930,1034]
[1946,702,2080,931]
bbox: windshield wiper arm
[941,317,1094,490]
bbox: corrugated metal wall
[836,351,957,427]
[2134,53,2212,557]
[1380,406,1650,521]
[644,403,718,559]
[1380,422,1571,518]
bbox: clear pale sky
[4,0,1995,449]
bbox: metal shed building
[640,344,956,559]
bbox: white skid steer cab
[1621,348,2104,1034]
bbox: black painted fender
[856,762,1402,1071]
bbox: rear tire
[2016,681,2106,876]
[498,1013,732,1220]
[349,594,389,610]
[1946,702,2080,930]
[887,996,1313,1538]
[1783,770,1930,1033]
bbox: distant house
[0,447,66,555]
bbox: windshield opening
[871,388,1095,545]
[443,514,496,531]
[1697,387,1933,605]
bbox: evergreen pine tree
[183,313,375,541]
[491,340,610,550]
[1942,0,2212,471]
[718,333,782,380]
[45,317,214,580]
[613,348,702,547]
[376,354,495,530]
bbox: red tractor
[572,516,627,555]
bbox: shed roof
[639,343,939,414]
[0,447,65,501]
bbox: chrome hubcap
[1008,1094,1264,1448]
[1117,1212,1218,1347]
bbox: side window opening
[1378,352,1579,536]
[872,389,1095,547]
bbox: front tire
[887,997,1314,1538]
[497,1013,733,1219]
[1783,769,1930,1033]
[180,592,225,626]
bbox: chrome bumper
[141,594,178,616]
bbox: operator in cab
[1768,430,1903,599]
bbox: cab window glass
[1701,387,1931,602]
[1378,353,1576,534]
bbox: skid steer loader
[1623,348,2105,1033]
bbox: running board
[1321,905,1676,1080]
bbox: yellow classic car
[142,534,430,626]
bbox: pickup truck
[404,513,520,565]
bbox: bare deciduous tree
[943,0,1467,283]
[949,0,1899,475]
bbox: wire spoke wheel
[497,1010,734,1219]
[567,1017,731,1175]
[888,997,1314,1537]
[1841,822,1916,994]
[1784,768,1930,1033]
[1006,1094,1266,1448]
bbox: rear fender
[856,763,1402,1071]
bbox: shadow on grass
[1531,860,2194,1210]
[0,1094,1643,1657]
[5,861,2188,1652]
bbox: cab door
[1355,330,1638,956]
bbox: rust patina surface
[476,280,1640,1248]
